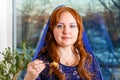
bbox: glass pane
[14,0,120,80]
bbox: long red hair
[39,6,93,80]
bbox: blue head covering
[32,19,50,61]
[32,5,103,79]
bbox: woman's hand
[24,59,46,80]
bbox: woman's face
[53,11,78,47]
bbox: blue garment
[32,5,103,80]
[36,63,81,80]
[35,53,102,80]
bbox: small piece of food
[50,61,59,68]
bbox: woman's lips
[62,37,71,40]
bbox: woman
[24,6,103,80]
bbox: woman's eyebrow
[70,22,77,24]
[58,22,76,24]
[57,22,64,24]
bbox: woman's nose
[63,26,70,34]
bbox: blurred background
[0,0,120,80]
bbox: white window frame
[0,0,13,52]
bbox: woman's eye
[57,24,63,28]
[70,25,76,28]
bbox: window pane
[15,0,120,80]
